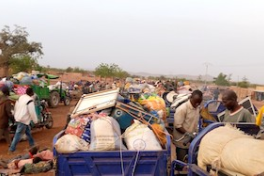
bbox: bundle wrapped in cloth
[14,85,29,95]
[198,124,264,175]
[65,115,92,140]
[54,134,89,153]
[138,93,167,121]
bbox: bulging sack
[220,138,264,175]
[89,116,127,151]
[55,134,89,153]
[124,120,162,151]
[198,124,264,175]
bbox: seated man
[222,90,255,123]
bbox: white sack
[124,120,162,151]
[198,124,264,175]
[55,134,89,153]
[221,138,264,175]
[89,116,126,151]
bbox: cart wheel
[64,97,70,106]
[45,114,53,129]
[48,91,60,108]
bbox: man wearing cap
[0,86,14,144]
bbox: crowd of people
[54,78,257,171]
[67,78,185,96]
[0,75,258,174]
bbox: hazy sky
[1,0,264,84]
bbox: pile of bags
[54,89,168,153]
[12,72,46,86]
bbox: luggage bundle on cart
[53,88,171,176]
[171,123,262,176]
[167,92,262,176]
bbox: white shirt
[14,94,38,125]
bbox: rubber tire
[45,114,53,129]
[48,91,60,108]
[64,97,70,106]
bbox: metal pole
[205,64,208,86]
[204,62,210,86]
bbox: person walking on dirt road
[0,86,14,144]
[213,87,220,101]
[9,87,39,153]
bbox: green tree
[214,73,230,86]
[94,63,111,78]
[9,55,38,73]
[66,67,73,72]
[0,25,43,76]
[94,63,122,78]
[238,76,249,88]
[114,68,130,79]
[35,64,47,73]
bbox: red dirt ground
[0,100,78,175]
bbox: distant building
[253,86,264,101]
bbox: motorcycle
[10,99,54,134]
[36,99,53,129]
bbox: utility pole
[203,62,211,86]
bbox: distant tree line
[213,72,251,88]
[0,26,257,87]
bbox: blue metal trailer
[53,130,171,176]
[170,122,260,176]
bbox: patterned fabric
[23,160,53,174]
[13,85,29,95]
[81,118,92,143]
[65,115,91,138]
[138,93,167,121]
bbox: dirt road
[0,100,78,175]
[0,101,77,155]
